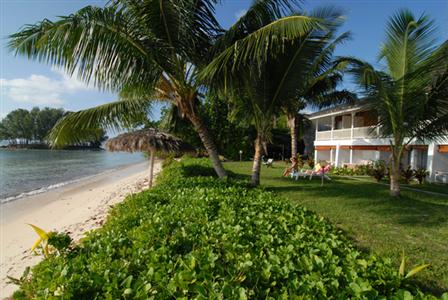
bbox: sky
[1,0,447,121]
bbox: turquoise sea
[0,149,145,202]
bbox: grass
[224,161,448,295]
[344,175,448,195]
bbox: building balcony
[316,126,377,141]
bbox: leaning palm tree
[9,0,321,178]
[344,9,448,197]
[201,6,350,185]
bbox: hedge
[13,158,444,299]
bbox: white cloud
[0,69,93,106]
[51,68,95,91]
[235,9,247,20]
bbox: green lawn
[224,162,448,294]
[338,175,448,195]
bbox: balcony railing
[316,126,376,141]
[333,128,351,139]
[353,126,376,138]
[316,131,332,140]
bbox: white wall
[316,150,331,163]
[352,150,377,164]
[338,150,351,166]
[427,147,448,182]
[379,151,391,162]
[433,152,448,173]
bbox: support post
[331,116,335,140]
[426,143,436,182]
[149,150,155,187]
[349,147,353,164]
[335,145,340,167]
[314,149,317,163]
[375,150,381,161]
[409,148,417,169]
[351,112,355,139]
[330,148,334,164]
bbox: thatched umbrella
[105,128,194,187]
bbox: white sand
[0,161,161,299]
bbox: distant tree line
[0,107,107,148]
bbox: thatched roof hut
[105,128,194,186]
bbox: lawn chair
[291,169,310,180]
[305,163,331,180]
[263,158,274,167]
[314,164,332,181]
[435,171,448,183]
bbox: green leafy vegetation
[331,164,374,176]
[13,158,446,299]
[225,161,448,295]
[414,169,430,185]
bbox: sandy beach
[0,161,161,299]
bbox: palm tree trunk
[188,115,227,178]
[287,113,298,159]
[390,147,402,197]
[149,150,155,187]
[251,134,263,186]
[390,167,401,197]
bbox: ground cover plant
[13,158,446,299]
[225,161,448,295]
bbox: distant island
[0,107,106,150]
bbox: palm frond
[199,14,323,86]
[9,5,162,92]
[48,98,152,147]
[309,90,357,109]
[380,9,437,81]
[213,0,302,52]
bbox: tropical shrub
[13,158,443,299]
[330,164,373,176]
[369,160,388,182]
[355,164,374,176]
[414,168,430,185]
[306,157,315,169]
[401,166,415,184]
[331,166,355,176]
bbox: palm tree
[9,0,322,179]
[201,6,351,185]
[345,9,448,197]
[281,30,356,159]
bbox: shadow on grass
[267,177,448,228]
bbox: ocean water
[0,149,145,202]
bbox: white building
[308,104,448,183]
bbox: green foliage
[203,95,256,161]
[0,107,107,147]
[0,107,64,143]
[307,157,315,169]
[369,160,388,182]
[331,165,375,176]
[13,158,443,299]
[47,232,72,254]
[331,166,356,176]
[414,169,430,185]
[401,166,415,184]
[399,251,430,279]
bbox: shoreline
[0,160,161,299]
[1,161,146,205]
